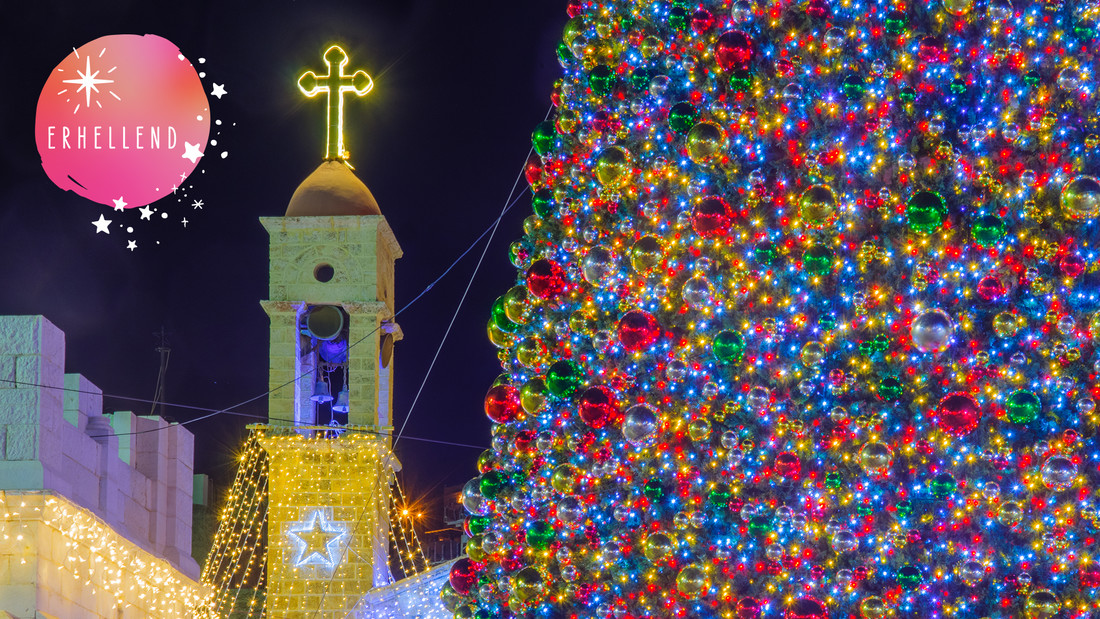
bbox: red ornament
[566,0,585,17]
[448,558,478,595]
[918,36,943,62]
[617,310,661,350]
[1081,568,1100,587]
[805,0,830,18]
[936,392,982,436]
[484,384,522,424]
[1061,253,1086,277]
[715,31,755,71]
[774,452,801,479]
[976,275,1005,300]
[691,9,716,33]
[736,597,763,619]
[692,196,734,237]
[578,385,620,428]
[786,597,828,619]
[526,259,567,299]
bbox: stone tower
[257,160,402,618]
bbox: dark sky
[0,1,564,512]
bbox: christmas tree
[446,0,1100,617]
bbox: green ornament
[526,520,555,550]
[825,471,842,489]
[671,0,692,8]
[618,14,636,32]
[632,67,657,92]
[708,484,732,507]
[754,241,778,265]
[748,515,773,536]
[972,214,1006,247]
[729,69,754,93]
[531,121,558,156]
[1023,69,1041,86]
[949,78,967,95]
[878,376,904,401]
[466,515,490,536]
[546,360,585,397]
[873,334,889,352]
[713,330,745,363]
[895,499,913,517]
[906,190,948,235]
[491,296,519,333]
[480,470,507,499]
[668,102,699,135]
[841,74,865,100]
[589,65,615,96]
[643,478,664,499]
[532,189,554,219]
[859,340,876,357]
[930,472,957,499]
[556,41,574,64]
[884,10,908,34]
[1006,389,1041,423]
[898,86,916,103]
[1075,20,1097,40]
[856,502,874,516]
[818,314,837,331]
[897,564,923,590]
[668,6,689,30]
[802,245,835,276]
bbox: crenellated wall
[0,315,200,615]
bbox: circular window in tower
[314,263,335,282]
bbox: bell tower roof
[285,160,381,217]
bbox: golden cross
[298,45,374,160]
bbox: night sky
[0,1,565,517]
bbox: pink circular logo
[35,34,210,209]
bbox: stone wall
[0,315,199,580]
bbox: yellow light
[298,45,374,161]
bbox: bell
[311,377,333,403]
[332,388,350,413]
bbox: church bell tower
[255,45,402,618]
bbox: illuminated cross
[298,45,374,160]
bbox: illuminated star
[138,205,153,220]
[181,218,189,228]
[192,200,204,210]
[112,196,128,211]
[126,240,137,251]
[92,214,112,234]
[211,83,228,99]
[62,54,115,110]
[287,510,347,569]
[181,141,204,164]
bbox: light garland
[0,491,205,617]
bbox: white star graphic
[181,141,204,163]
[62,54,115,111]
[112,196,127,211]
[286,510,348,570]
[138,205,154,220]
[181,218,189,228]
[211,83,228,99]
[192,199,204,210]
[92,214,112,234]
[126,240,137,251]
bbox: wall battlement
[0,315,198,578]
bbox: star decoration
[181,218,189,228]
[112,196,128,211]
[61,54,116,111]
[126,240,137,251]
[192,200,204,210]
[211,83,228,99]
[181,141,204,164]
[92,214,112,234]
[286,510,348,570]
[138,205,154,220]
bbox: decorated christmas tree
[446,0,1100,617]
